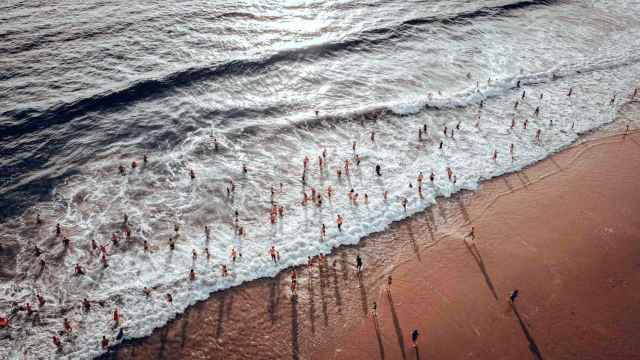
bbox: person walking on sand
[509,289,519,303]
[356,255,363,273]
[466,226,475,241]
[411,329,419,348]
[387,275,393,294]
[371,301,377,318]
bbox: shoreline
[107,102,640,359]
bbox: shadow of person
[387,294,407,360]
[357,272,369,316]
[291,297,300,360]
[509,302,544,360]
[463,240,498,300]
[415,346,420,360]
[373,316,385,360]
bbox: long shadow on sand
[509,302,544,360]
[357,272,369,317]
[463,240,498,300]
[388,294,407,360]
[291,297,300,360]
[373,316,386,360]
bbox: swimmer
[534,106,540,117]
[364,193,368,205]
[166,293,173,303]
[439,140,443,149]
[190,169,196,180]
[74,263,84,276]
[521,90,526,99]
[118,165,126,176]
[111,233,119,246]
[34,246,42,257]
[402,197,408,213]
[36,213,43,226]
[113,307,120,325]
[169,237,175,251]
[189,269,196,281]
[242,164,248,174]
[567,87,573,97]
[270,246,278,263]
[511,117,516,129]
[344,159,350,176]
[610,94,616,106]
[370,130,375,142]
[510,143,514,158]
[321,224,326,240]
[56,223,61,237]
[524,119,529,129]
[63,318,72,333]
[535,129,542,142]
[384,190,388,201]
[514,100,519,109]
[101,253,108,268]
[143,154,148,164]
[37,294,46,307]
[83,298,91,312]
[336,214,344,232]
[131,160,137,169]
[53,335,62,350]
[205,225,210,240]
[352,141,356,152]
[231,247,238,262]
[143,240,149,252]
[143,287,151,297]
[492,150,498,161]
[62,237,70,247]
[516,80,521,88]
[101,336,109,349]
[221,265,229,277]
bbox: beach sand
[108,105,640,360]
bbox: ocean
[1,0,639,358]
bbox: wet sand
[107,111,640,359]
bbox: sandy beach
[105,101,640,360]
